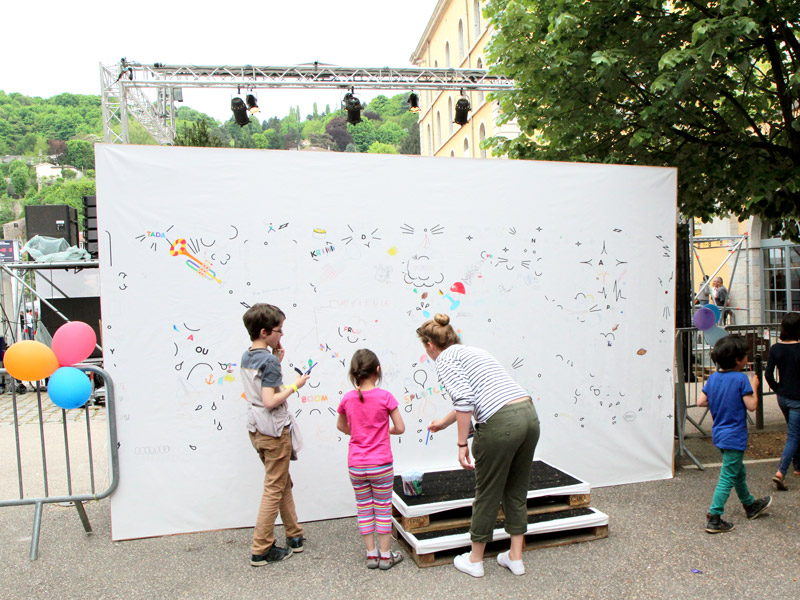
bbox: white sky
[0,1,439,123]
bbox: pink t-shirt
[337,387,398,467]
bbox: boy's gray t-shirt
[240,348,289,436]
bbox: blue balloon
[707,304,721,323]
[48,366,92,409]
[704,326,729,347]
[693,307,716,331]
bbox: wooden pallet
[394,522,609,568]
[393,493,590,535]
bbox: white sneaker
[453,552,484,577]
[497,550,525,575]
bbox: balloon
[3,340,59,381]
[693,307,716,331]
[52,321,97,366]
[704,326,729,347]
[47,367,92,409]
[707,304,721,323]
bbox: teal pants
[709,449,755,515]
[470,400,540,543]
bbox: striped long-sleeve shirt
[435,344,528,423]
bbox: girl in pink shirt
[337,349,405,570]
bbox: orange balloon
[4,340,60,381]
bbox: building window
[479,123,487,158]
[426,123,432,156]
[476,58,485,105]
[436,111,442,149]
[463,137,470,157]
[448,97,454,136]
[474,1,482,40]
[445,42,451,68]
[762,246,800,322]
[450,150,455,158]
[458,20,466,61]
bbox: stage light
[246,94,260,114]
[344,92,362,125]
[408,93,420,113]
[454,96,471,126]
[231,97,250,127]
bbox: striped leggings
[348,464,394,535]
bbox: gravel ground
[2,395,798,599]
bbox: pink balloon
[51,321,97,366]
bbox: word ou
[404,385,444,404]
[146,231,166,238]
[134,445,171,455]
[310,243,335,259]
[301,395,329,403]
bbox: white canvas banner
[96,145,676,540]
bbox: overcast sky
[0,1,439,122]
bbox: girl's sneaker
[378,551,403,570]
[366,553,379,569]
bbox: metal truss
[100,59,515,145]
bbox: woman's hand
[458,445,473,470]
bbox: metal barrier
[674,323,779,469]
[0,364,118,560]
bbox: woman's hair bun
[434,313,450,326]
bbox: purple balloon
[693,307,716,331]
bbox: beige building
[411,0,518,158]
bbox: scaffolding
[100,59,516,145]
[690,232,751,325]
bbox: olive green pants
[470,400,540,543]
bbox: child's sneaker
[286,535,305,553]
[366,552,380,569]
[378,550,403,570]
[744,496,772,520]
[453,552,484,577]
[496,550,525,575]
[704,513,734,533]
[250,543,293,566]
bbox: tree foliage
[485,0,800,239]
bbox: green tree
[348,119,377,153]
[175,120,224,147]
[376,121,405,146]
[367,142,399,154]
[64,140,95,170]
[10,167,29,198]
[399,127,421,155]
[485,0,800,239]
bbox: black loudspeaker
[24,205,79,246]
[82,195,98,258]
[39,298,102,360]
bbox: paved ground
[2,392,799,599]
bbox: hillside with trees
[1,90,420,229]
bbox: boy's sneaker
[286,536,305,553]
[250,543,293,566]
[744,496,772,520]
[704,513,734,534]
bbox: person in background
[712,276,729,324]
[698,335,771,533]
[696,275,710,306]
[764,312,800,491]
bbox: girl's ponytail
[348,349,382,402]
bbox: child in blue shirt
[698,335,772,533]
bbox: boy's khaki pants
[249,428,304,555]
